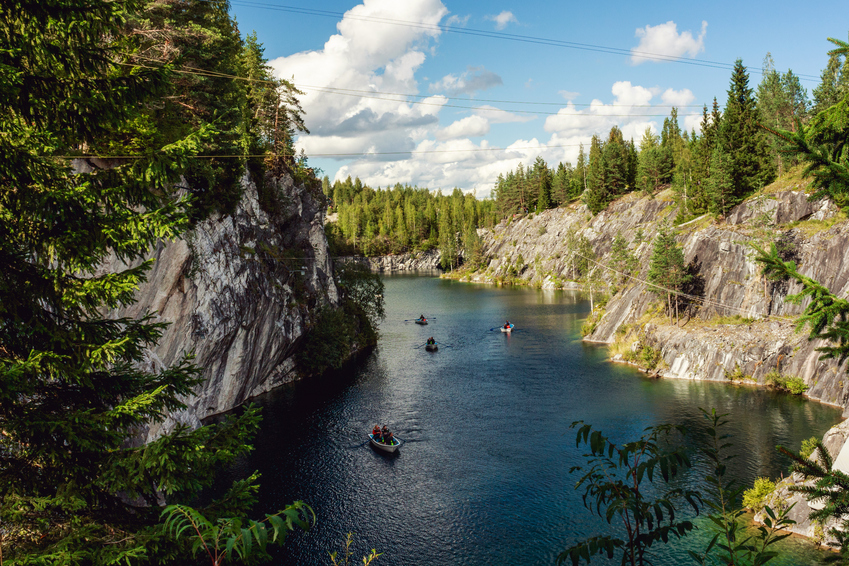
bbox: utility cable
[123,59,704,118]
[569,249,797,323]
[217,0,821,81]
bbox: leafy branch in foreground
[689,409,794,566]
[329,532,382,566]
[557,422,700,566]
[162,501,315,566]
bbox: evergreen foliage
[327,179,498,264]
[647,226,691,324]
[1,0,317,563]
[713,59,776,213]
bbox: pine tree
[533,157,553,212]
[603,126,630,196]
[609,232,638,286]
[637,128,670,195]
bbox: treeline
[496,53,849,218]
[324,178,500,268]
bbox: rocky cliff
[104,172,337,440]
[341,249,442,271]
[458,184,849,414]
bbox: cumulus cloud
[437,115,490,139]
[268,0,449,156]
[445,14,470,26]
[429,66,503,96]
[485,10,517,30]
[559,90,579,101]
[661,87,695,107]
[631,21,707,64]
[544,81,668,142]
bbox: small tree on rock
[647,226,691,325]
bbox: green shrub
[800,436,819,460]
[743,477,776,511]
[726,364,751,382]
[764,371,808,395]
[785,376,808,395]
[538,225,547,236]
[640,346,661,370]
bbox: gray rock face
[468,189,849,414]
[105,173,337,440]
[341,249,442,272]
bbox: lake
[232,273,842,565]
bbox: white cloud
[631,21,707,64]
[661,87,695,107]
[437,115,490,139]
[485,10,517,30]
[445,14,470,26]
[429,66,503,96]
[558,90,579,101]
[268,0,449,155]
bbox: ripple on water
[238,275,840,566]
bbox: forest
[326,50,849,269]
[493,53,849,218]
[323,178,500,269]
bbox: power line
[221,0,821,82]
[57,142,589,160]
[124,60,704,118]
[572,250,796,322]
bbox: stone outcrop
[462,187,849,414]
[342,249,442,271]
[104,172,337,440]
[754,418,849,544]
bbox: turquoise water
[238,274,841,565]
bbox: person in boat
[372,424,382,441]
[381,425,390,444]
[426,337,435,345]
[504,320,510,329]
[419,314,426,322]
[385,430,394,445]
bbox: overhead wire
[217,0,821,82]
[124,58,706,118]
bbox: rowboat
[500,323,514,333]
[425,343,438,351]
[415,318,428,325]
[369,434,402,453]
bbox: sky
[228,0,849,197]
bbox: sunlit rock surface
[468,189,849,414]
[104,173,337,440]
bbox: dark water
[236,274,842,565]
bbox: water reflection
[239,274,840,566]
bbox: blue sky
[229,0,848,197]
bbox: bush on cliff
[298,263,385,374]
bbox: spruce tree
[584,135,608,214]
[603,125,630,196]
[1,0,312,563]
[647,227,690,324]
[712,59,775,214]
